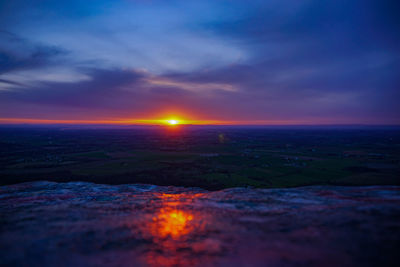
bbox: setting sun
[167,120,178,125]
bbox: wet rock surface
[1,182,399,267]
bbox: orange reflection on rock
[148,193,203,241]
[139,192,212,267]
[152,208,194,239]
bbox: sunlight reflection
[152,208,193,239]
[148,193,203,240]
[138,192,212,267]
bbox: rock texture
[1,182,399,267]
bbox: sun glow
[167,119,178,125]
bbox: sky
[0,0,399,125]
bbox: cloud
[0,31,73,90]
[0,31,66,74]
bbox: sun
[167,119,178,125]
[161,117,184,125]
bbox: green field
[0,127,399,189]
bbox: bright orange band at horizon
[0,117,311,125]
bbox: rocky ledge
[1,182,399,266]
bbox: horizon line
[0,118,399,127]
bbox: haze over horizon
[1,0,399,125]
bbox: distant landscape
[1,126,399,189]
[1,0,399,265]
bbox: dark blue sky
[0,0,399,124]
